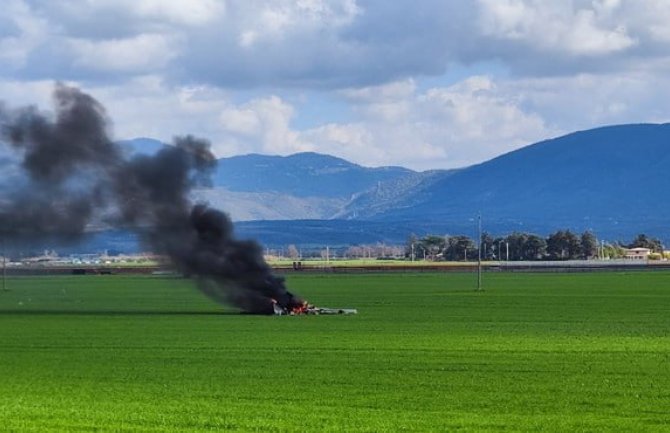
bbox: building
[625,247,651,260]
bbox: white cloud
[5,0,670,85]
[88,77,233,149]
[68,33,179,73]
[36,0,225,30]
[220,106,261,136]
[301,70,670,169]
[418,77,549,162]
[0,79,53,107]
[3,1,670,171]
[3,68,670,172]
[301,77,551,169]
[302,123,373,158]
[123,0,225,26]
[219,96,310,155]
[0,0,49,71]
[506,72,670,128]
[477,0,635,56]
[568,10,633,55]
[616,0,670,43]
[341,79,416,103]
[247,0,360,39]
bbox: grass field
[0,271,669,432]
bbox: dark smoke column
[0,84,303,314]
[112,141,305,314]
[178,205,304,314]
[0,84,120,243]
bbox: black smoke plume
[0,84,303,314]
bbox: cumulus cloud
[4,1,670,84]
[0,0,49,71]
[2,1,670,170]
[1,0,469,87]
[218,96,309,155]
[477,0,635,55]
[68,33,179,73]
[86,76,233,148]
[302,77,550,169]
[506,72,670,128]
[64,75,550,170]
[211,71,670,170]
[473,0,670,77]
[29,0,225,38]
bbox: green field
[0,271,669,432]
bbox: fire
[272,299,309,315]
[271,299,357,316]
[290,301,309,315]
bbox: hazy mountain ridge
[335,169,458,219]
[342,123,670,241]
[213,152,415,199]
[192,187,347,221]
[118,139,421,221]
[110,124,670,246]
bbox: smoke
[0,84,303,314]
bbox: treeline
[406,232,665,261]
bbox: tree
[628,234,663,253]
[504,232,529,261]
[603,243,626,259]
[580,232,598,259]
[418,235,446,261]
[485,233,547,261]
[546,230,581,260]
[480,232,496,260]
[444,236,475,261]
[523,234,547,260]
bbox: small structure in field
[625,247,651,260]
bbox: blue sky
[1,0,670,170]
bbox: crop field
[0,271,669,432]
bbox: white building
[625,247,651,260]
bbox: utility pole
[2,237,6,293]
[506,242,509,261]
[477,213,482,291]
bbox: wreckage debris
[271,300,357,316]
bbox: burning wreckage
[271,298,358,316]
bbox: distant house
[625,247,651,260]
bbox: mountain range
[343,123,670,236]
[119,124,670,246]
[17,123,670,251]
[199,151,415,220]
[122,139,418,221]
